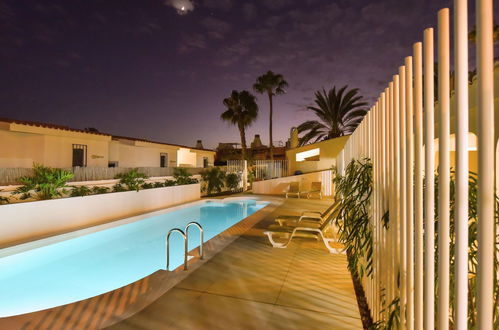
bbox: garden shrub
[114,168,148,191]
[201,167,225,194]
[164,179,176,187]
[225,173,240,192]
[173,167,198,185]
[70,185,92,197]
[92,186,110,194]
[13,164,74,200]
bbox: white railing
[252,169,333,197]
[336,1,495,329]
[253,160,288,180]
[227,159,288,181]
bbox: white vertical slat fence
[332,1,495,329]
[476,0,495,328]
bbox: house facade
[0,118,214,169]
[286,135,350,174]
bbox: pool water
[0,199,267,317]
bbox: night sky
[1,0,491,149]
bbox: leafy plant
[13,164,74,200]
[253,71,288,160]
[141,182,155,189]
[13,185,32,200]
[164,179,176,187]
[221,90,259,160]
[225,172,240,192]
[247,166,256,187]
[372,297,400,330]
[0,194,9,205]
[333,158,374,278]
[112,184,127,192]
[154,182,164,188]
[173,167,198,185]
[114,168,148,192]
[201,167,226,195]
[434,170,499,328]
[297,85,367,145]
[70,185,92,197]
[92,186,110,194]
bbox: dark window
[108,161,118,168]
[72,144,87,167]
[203,157,209,168]
[160,153,168,168]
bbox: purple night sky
[1,0,491,149]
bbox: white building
[0,118,214,169]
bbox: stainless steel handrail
[185,222,204,260]
[166,228,188,271]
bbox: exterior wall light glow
[295,148,320,162]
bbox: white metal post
[454,1,469,329]
[399,65,407,329]
[423,28,435,330]
[375,98,381,321]
[405,56,415,330]
[393,74,400,304]
[476,0,495,328]
[438,8,451,330]
[413,42,424,330]
[389,81,395,304]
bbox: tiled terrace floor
[108,197,362,330]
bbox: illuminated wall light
[295,148,320,162]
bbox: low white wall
[0,183,200,247]
[252,170,333,197]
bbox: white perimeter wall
[252,170,333,197]
[0,183,200,247]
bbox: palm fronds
[298,85,368,145]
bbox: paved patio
[108,197,362,330]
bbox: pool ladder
[166,222,204,271]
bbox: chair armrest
[294,227,320,233]
[301,211,322,217]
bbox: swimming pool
[0,198,268,317]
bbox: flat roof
[0,117,214,152]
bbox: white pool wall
[0,183,200,248]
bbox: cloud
[213,42,250,66]
[178,33,207,54]
[260,0,293,10]
[242,3,257,21]
[201,17,231,39]
[203,0,233,11]
[165,0,194,15]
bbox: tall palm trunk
[238,123,248,161]
[268,92,274,160]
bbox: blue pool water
[0,199,267,317]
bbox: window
[160,153,168,168]
[203,157,209,168]
[72,144,87,167]
[295,148,320,162]
[108,161,118,168]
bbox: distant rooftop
[0,117,214,152]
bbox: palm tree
[468,23,499,43]
[253,71,288,160]
[297,85,367,146]
[221,90,259,160]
